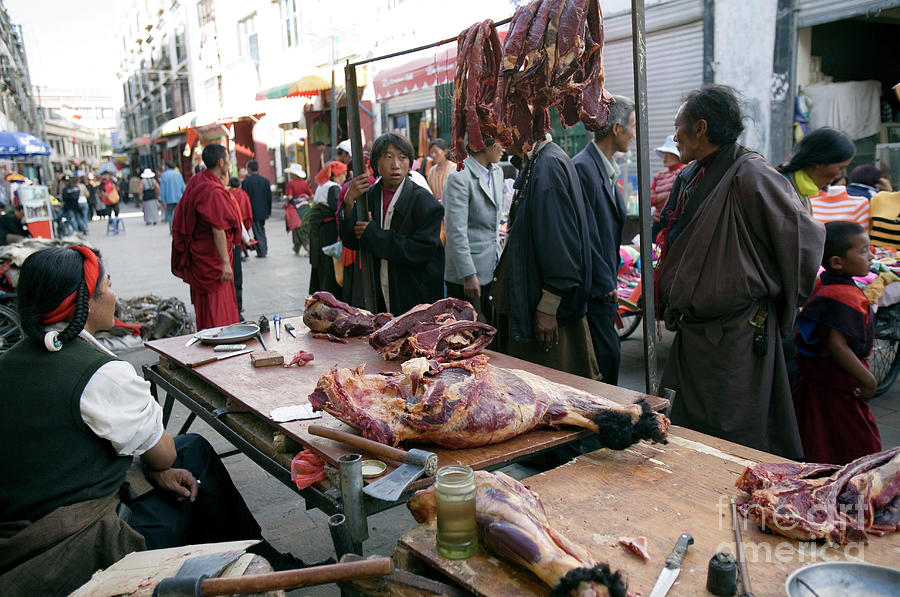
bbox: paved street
[88,202,900,596]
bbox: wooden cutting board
[396,427,900,596]
[146,317,668,486]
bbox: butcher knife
[648,533,694,597]
[308,425,438,502]
[186,348,253,368]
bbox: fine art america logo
[716,496,867,564]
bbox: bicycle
[870,302,900,396]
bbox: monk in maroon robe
[171,144,241,330]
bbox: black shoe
[256,254,267,258]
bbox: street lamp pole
[330,36,338,155]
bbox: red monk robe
[172,169,242,330]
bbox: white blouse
[78,330,164,456]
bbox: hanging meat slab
[491,0,613,154]
[309,354,669,449]
[368,297,496,361]
[409,470,627,597]
[736,447,900,544]
[302,291,392,337]
[451,19,503,167]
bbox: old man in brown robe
[657,86,824,458]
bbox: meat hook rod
[343,14,510,311]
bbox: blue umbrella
[0,131,50,158]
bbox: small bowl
[361,460,387,478]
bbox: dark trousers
[125,434,262,550]
[252,219,268,256]
[446,281,494,325]
[586,308,621,385]
[232,245,243,314]
[165,203,177,232]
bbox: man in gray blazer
[443,136,505,323]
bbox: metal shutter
[383,87,436,116]
[602,0,704,174]
[796,0,898,27]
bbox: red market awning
[373,46,456,101]
[372,31,505,102]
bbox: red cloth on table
[172,169,241,329]
[229,187,253,231]
[285,178,312,199]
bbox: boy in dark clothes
[793,221,882,465]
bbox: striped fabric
[810,190,870,231]
[869,191,900,249]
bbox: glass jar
[435,465,477,559]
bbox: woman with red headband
[0,246,316,595]
[308,160,347,295]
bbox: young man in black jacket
[241,160,272,257]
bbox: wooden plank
[147,317,668,490]
[397,427,900,596]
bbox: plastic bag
[290,449,326,490]
[322,240,343,260]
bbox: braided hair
[17,247,103,351]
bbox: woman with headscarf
[425,139,455,201]
[777,127,856,212]
[308,161,347,294]
[140,168,161,225]
[0,246,304,596]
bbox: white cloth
[408,170,431,191]
[379,176,407,313]
[313,180,338,205]
[78,330,164,456]
[803,80,882,140]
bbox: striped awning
[256,74,333,101]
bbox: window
[237,13,258,63]
[279,0,299,49]
[197,0,214,26]
[174,27,187,64]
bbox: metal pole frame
[631,0,659,395]
[344,63,379,312]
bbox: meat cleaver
[308,425,438,502]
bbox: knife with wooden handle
[186,348,253,368]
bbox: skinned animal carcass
[309,355,669,450]
[736,447,900,544]
[302,291,392,337]
[409,470,627,597]
[368,298,496,361]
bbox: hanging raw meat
[736,447,900,544]
[368,297,496,360]
[309,355,669,449]
[302,291,392,337]
[409,470,627,597]
[489,0,612,154]
[451,19,503,167]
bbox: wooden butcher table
[396,428,900,597]
[143,316,668,519]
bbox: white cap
[285,163,306,178]
[337,139,352,156]
[655,135,680,159]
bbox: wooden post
[344,62,378,312]
[631,0,659,396]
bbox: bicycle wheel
[0,304,23,357]
[871,304,900,396]
[617,311,642,340]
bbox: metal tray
[195,323,261,345]
[786,561,900,596]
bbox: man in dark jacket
[573,95,635,385]
[493,137,599,380]
[241,160,272,258]
[0,204,30,245]
[338,133,444,315]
